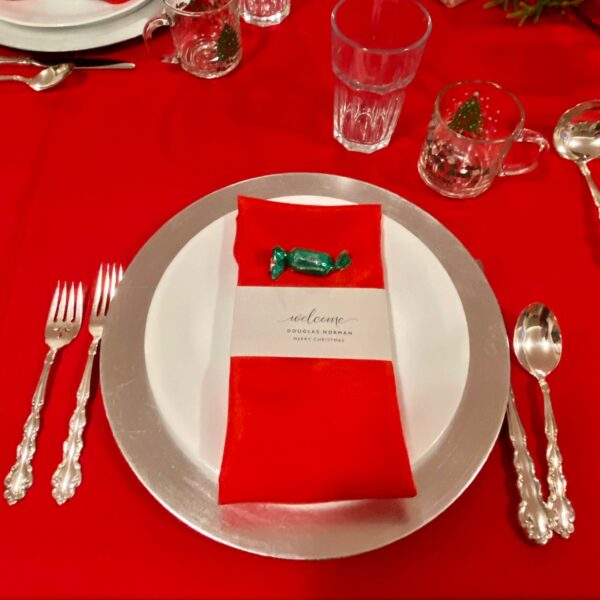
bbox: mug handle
[143,14,179,64]
[499,128,550,177]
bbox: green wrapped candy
[270,246,351,280]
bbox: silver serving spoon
[513,303,575,538]
[554,100,600,218]
[0,63,73,91]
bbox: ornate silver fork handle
[506,389,553,545]
[539,379,575,538]
[51,338,99,505]
[4,348,57,505]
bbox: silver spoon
[0,63,73,91]
[513,303,575,538]
[554,100,600,218]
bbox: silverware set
[0,55,135,91]
[475,261,575,544]
[4,264,122,506]
[4,254,577,546]
[509,303,575,544]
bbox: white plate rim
[0,0,160,52]
[100,172,510,560]
[0,0,149,30]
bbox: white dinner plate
[145,195,470,474]
[0,0,148,29]
[0,0,160,52]
[101,173,510,560]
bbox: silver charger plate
[100,173,510,560]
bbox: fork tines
[92,264,123,321]
[47,282,84,328]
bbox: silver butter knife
[0,55,135,70]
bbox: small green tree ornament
[449,95,483,137]
[217,24,240,61]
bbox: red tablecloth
[0,1,598,598]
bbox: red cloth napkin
[218,196,416,504]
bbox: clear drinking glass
[331,0,432,154]
[241,0,290,26]
[418,80,549,198]
[144,0,242,79]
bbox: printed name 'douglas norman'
[280,308,358,328]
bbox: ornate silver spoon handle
[51,338,99,505]
[506,388,553,544]
[539,379,575,538]
[4,348,57,505]
[579,162,600,218]
[0,56,37,67]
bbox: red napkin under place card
[218,196,416,504]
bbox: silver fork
[4,282,84,505]
[51,264,123,505]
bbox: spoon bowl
[554,100,600,217]
[513,302,562,381]
[29,63,73,91]
[554,100,600,162]
[0,63,73,91]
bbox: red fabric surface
[0,0,599,598]
[219,197,415,503]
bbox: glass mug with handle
[144,0,242,79]
[418,80,549,198]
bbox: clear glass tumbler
[331,0,432,154]
[418,80,549,198]
[242,0,290,26]
[144,0,242,79]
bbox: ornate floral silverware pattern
[539,379,576,537]
[4,282,84,505]
[513,302,575,539]
[51,264,123,505]
[506,388,553,544]
[474,261,552,544]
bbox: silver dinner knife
[0,56,135,70]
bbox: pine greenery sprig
[484,0,585,25]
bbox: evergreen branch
[486,0,585,25]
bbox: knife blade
[0,55,135,70]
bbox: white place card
[231,286,394,361]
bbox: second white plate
[0,0,148,29]
[0,0,160,52]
